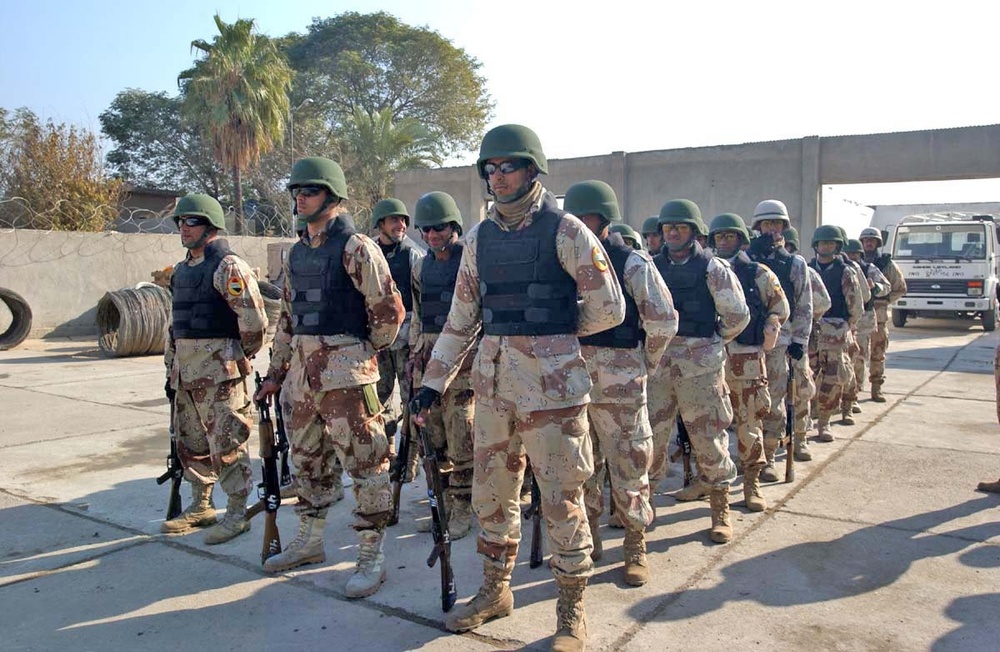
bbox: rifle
[155,396,183,520]
[521,462,543,569]
[417,421,457,612]
[676,415,694,487]
[273,385,292,488]
[784,357,796,483]
[254,372,282,564]
[388,402,412,527]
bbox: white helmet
[859,227,883,246]
[752,199,790,230]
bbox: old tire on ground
[0,287,32,351]
[891,309,907,328]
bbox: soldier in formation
[859,227,907,402]
[842,238,891,417]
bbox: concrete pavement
[1,320,998,651]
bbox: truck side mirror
[881,230,889,244]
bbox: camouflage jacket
[867,253,908,322]
[583,246,678,406]
[807,265,833,321]
[165,247,267,390]
[812,257,864,349]
[266,218,405,391]
[858,261,891,334]
[656,251,750,378]
[420,188,626,414]
[726,250,790,356]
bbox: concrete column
[800,135,822,251]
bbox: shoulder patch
[592,245,609,272]
[227,275,245,297]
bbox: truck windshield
[893,224,988,260]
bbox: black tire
[982,303,998,332]
[891,309,908,328]
[0,287,32,351]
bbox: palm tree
[179,14,292,234]
[336,107,441,229]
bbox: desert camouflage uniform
[648,245,750,488]
[267,216,405,530]
[808,257,864,429]
[795,266,831,435]
[165,240,267,499]
[724,251,789,467]
[582,235,677,532]
[420,186,625,580]
[866,253,907,390]
[842,261,890,410]
[409,246,477,512]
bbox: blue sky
[2,0,999,205]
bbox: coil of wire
[97,284,172,357]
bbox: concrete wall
[0,230,287,339]
[391,124,1000,255]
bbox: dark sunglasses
[482,160,527,176]
[178,216,209,227]
[421,223,451,234]
[291,185,325,198]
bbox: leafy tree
[99,89,224,196]
[287,11,493,162]
[0,107,123,231]
[179,14,293,234]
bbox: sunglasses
[291,185,325,198]
[482,160,527,176]
[178,217,209,227]
[421,223,451,234]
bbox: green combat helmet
[695,217,710,238]
[610,223,642,250]
[751,199,791,231]
[812,224,845,251]
[657,199,703,228]
[372,198,410,227]
[709,212,750,246]
[783,226,800,251]
[563,180,622,224]
[287,157,348,199]
[476,124,548,179]
[171,193,226,230]
[641,216,661,236]
[845,238,864,254]
[414,191,464,235]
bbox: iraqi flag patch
[227,275,245,297]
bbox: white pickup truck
[885,213,1000,331]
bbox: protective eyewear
[421,223,451,234]
[482,160,527,176]
[178,217,209,227]
[291,185,325,198]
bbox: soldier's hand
[255,378,281,402]
[787,342,805,360]
[409,386,440,426]
[748,232,775,259]
[164,380,176,402]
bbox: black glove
[787,342,804,360]
[409,386,441,415]
[748,232,775,260]
[164,380,176,402]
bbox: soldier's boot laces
[161,482,216,534]
[552,576,588,652]
[709,486,733,544]
[589,514,602,562]
[204,493,250,545]
[445,562,514,632]
[871,383,886,403]
[674,478,712,501]
[448,494,473,540]
[623,529,648,587]
[263,516,326,573]
[759,438,780,483]
[794,434,813,462]
[977,478,1000,493]
[345,530,387,598]
[743,465,767,512]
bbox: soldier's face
[847,251,862,262]
[757,219,786,242]
[712,230,741,258]
[179,216,209,249]
[484,157,531,198]
[784,242,797,254]
[380,215,408,243]
[644,232,663,253]
[294,186,328,217]
[662,224,693,251]
[861,237,879,252]
[816,241,839,258]
[422,223,456,249]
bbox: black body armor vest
[733,257,768,346]
[753,246,796,317]
[653,242,718,338]
[385,242,413,312]
[171,239,241,340]
[579,235,643,349]
[420,243,463,334]
[810,257,849,320]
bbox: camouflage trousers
[422,387,476,501]
[175,378,253,498]
[282,383,391,530]
[649,368,738,487]
[472,396,593,579]
[813,346,852,424]
[762,345,792,444]
[843,328,873,406]
[790,351,817,436]
[725,352,770,468]
[376,346,410,448]
[582,402,654,532]
[870,317,889,386]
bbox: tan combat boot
[552,575,588,652]
[345,529,387,598]
[331,472,345,503]
[709,486,732,544]
[851,401,862,414]
[263,516,326,572]
[743,465,767,512]
[589,515,602,562]
[794,434,813,461]
[449,495,473,540]
[674,478,711,501]
[446,561,514,632]
[816,417,834,442]
[204,493,250,545]
[161,482,216,533]
[840,407,856,426]
[759,438,780,483]
[623,529,648,586]
[871,382,886,403]
[977,478,1000,493]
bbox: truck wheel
[982,304,998,332]
[892,309,908,328]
